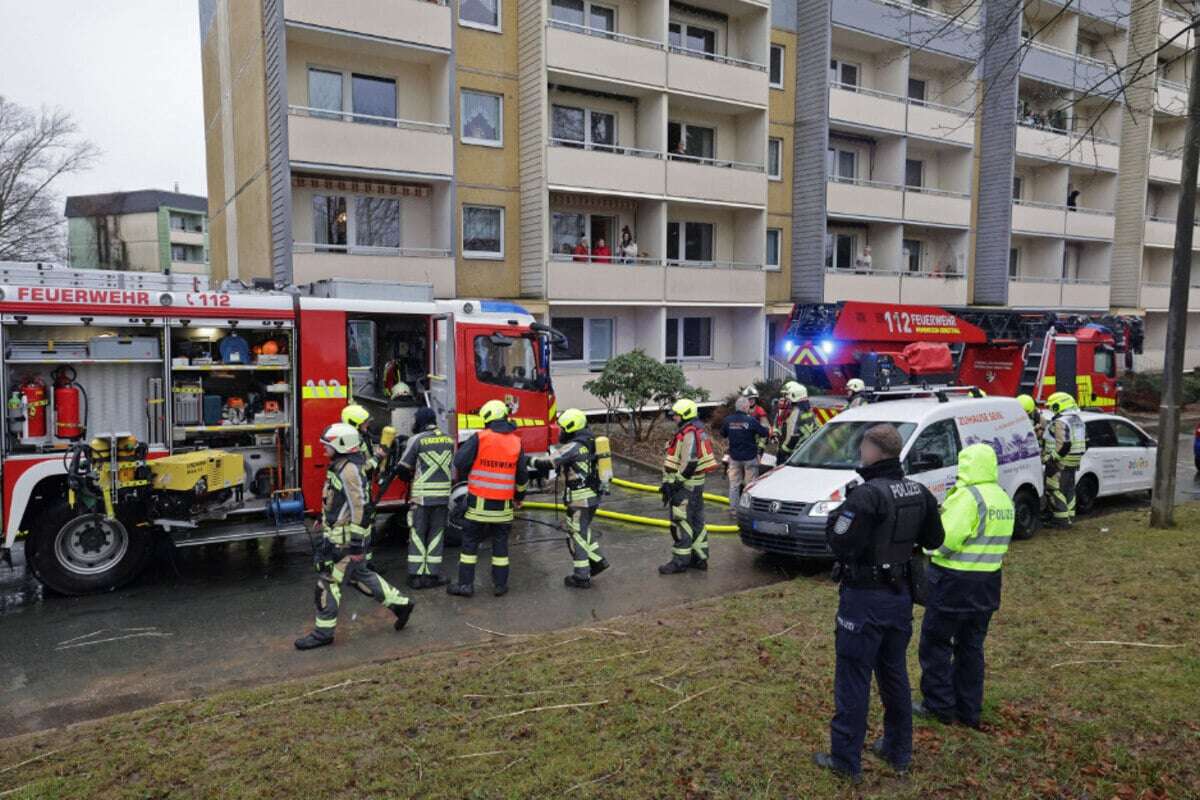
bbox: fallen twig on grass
[567,763,625,793]
[664,684,719,713]
[1050,659,1130,669]
[0,748,64,776]
[497,756,528,775]
[463,681,601,700]
[448,750,510,760]
[465,621,530,638]
[485,700,609,721]
[582,627,629,637]
[1064,640,1187,649]
[499,636,585,664]
[200,677,375,723]
[761,621,804,641]
[578,648,650,664]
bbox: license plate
[753,520,789,535]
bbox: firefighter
[395,407,454,590]
[531,408,610,589]
[777,383,818,461]
[295,423,415,651]
[813,424,945,782]
[447,400,529,598]
[658,398,718,574]
[341,403,386,571]
[1043,391,1087,529]
[1017,394,1043,441]
[845,378,868,408]
[916,443,1013,729]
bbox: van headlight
[739,493,752,508]
[808,500,843,517]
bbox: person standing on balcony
[1067,186,1080,210]
[573,237,590,262]
[619,227,638,263]
[593,237,612,263]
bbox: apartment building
[65,190,209,276]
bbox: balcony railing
[667,45,766,72]
[876,0,979,29]
[287,105,450,134]
[667,259,762,270]
[549,253,664,266]
[1016,117,1119,147]
[1158,77,1189,92]
[824,266,964,278]
[546,18,664,49]
[667,152,764,172]
[904,185,970,198]
[1024,36,1109,69]
[829,80,971,117]
[294,242,453,257]
[548,137,662,158]
[827,175,904,190]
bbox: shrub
[583,350,710,441]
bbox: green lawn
[3,507,1198,799]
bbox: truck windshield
[474,334,547,391]
[786,420,917,469]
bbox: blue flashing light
[783,339,796,354]
[820,339,835,356]
[479,300,530,315]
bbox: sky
[0,0,208,205]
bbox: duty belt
[834,560,912,590]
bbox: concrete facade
[65,190,209,276]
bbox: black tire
[1012,487,1040,541]
[27,503,152,595]
[1075,475,1099,517]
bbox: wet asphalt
[2,444,1196,741]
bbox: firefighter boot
[590,558,610,577]
[658,560,688,575]
[446,583,474,597]
[689,555,708,571]
[294,631,334,650]
[393,601,416,631]
[563,574,592,589]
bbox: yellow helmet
[321,423,361,454]
[480,399,509,424]
[558,408,587,434]
[846,378,866,393]
[341,404,370,428]
[1047,391,1077,414]
[671,397,698,421]
[1017,394,1036,415]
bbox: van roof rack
[865,385,985,404]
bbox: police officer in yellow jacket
[396,407,454,589]
[295,423,415,650]
[659,398,718,574]
[915,443,1013,728]
[1043,391,1087,528]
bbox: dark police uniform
[823,457,945,778]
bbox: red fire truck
[0,263,559,595]
[780,301,1143,410]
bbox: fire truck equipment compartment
[88,335,160,360]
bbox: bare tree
[0,96,99,261]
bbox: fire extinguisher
[17,376,48,443]
[52,365,86,440]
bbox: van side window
[1085,420,1117,448]
[903,419,960,473]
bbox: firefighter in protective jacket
[396,407,454,589]
[295,423,415,650]
[1042,391,1087,528]
[532,408,611,588]
[778,383,819,461]
[659,398,718,574]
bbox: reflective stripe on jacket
[467,428,522,500]
[929,444,1013,573]
[401,428,455,503]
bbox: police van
[738,388,1044,559]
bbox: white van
[738,391,1044,559]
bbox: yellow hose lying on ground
[521,500,739,534]
[611,476,731,506]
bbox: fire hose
[520,475,739,534]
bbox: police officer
[447,400,529,598]
[915,443,1013,729]
[777,383,818,462]
[720,396,770,511]
[659,398,718,574]
[295,423,415,650]
[845,377,868,408]
[531,408,610,589]
[1043,391,1087,529]
[812,424,945,782]
[395,407,454,589]
[1017,394,1043,441]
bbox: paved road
[0,462,795,739]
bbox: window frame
[768,137,783,180]
[903,418,962,474]
[907,77,927,105]
[829,58,859,88]
[769,44,784,89]
[666,220,716,264]
[766,228,782,271]
[350,72,399,124]
[550,316,616,367]
[460,89,504,147]
[825,230,857,271]
[459,0,502,32]
[905,158,924,189]
[461,204,505,260]
[665,315,714,362]
[550,103,618,150]
[1009,247,1020,278]
[667,121,716,160]
[903,238,923,273]
[668,19,718,56]
[311,192,405,252]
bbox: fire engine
[780,301,1143,411]
[0,263,559,595]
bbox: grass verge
[2,507,1199,799]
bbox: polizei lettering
[16,287,152,306]
[889,482,923,499]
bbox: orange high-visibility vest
[467,428,521,500]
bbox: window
[1094,346,1116,378]
[905,159,924,189]
[308,68,342,119]
[462,205,504,258]
[1085,419,1118,448]
[667,122,715,160]
[769,45,784,88]
[589,3,615,31]
[829,59,858,88]
[669,21,716,55]
[550,0,614,31]
[825,231,856,270]
[551,105,615,150]
[351,74,396,123]
[461,90,502,145]
[903,418,960,473]
[313,195,348,249]
[666,221,714,263]
[907,77,927,105]
[666,316,712,360]
[766,229,781,269]
[346,320,376,369]
[170,214,202,233]
[1012,176,1023,200]
[550,317,614,365]
[460,0,499,30]
[1009,248,1020,278]
[903,239,922,273]
[768,138,782,179]
[354,197,400,249]
[787,420,917,469]
[171,244,203,263]
[550,212,617,259]
[474,335,542,390]
[1111,420,1148,448]
[827,146,857,181]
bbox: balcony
[829,83,906,133]
[1160,9,1194,52]
[292,245,454,297]
[1145,217,1177,248]
[284,0,451,50]
[1141,281,1200,311]
[1150,149,1182,183]
[1009,278,1109,309]
[903,188,970,227]
[1012,200,1067,236]
[907,99,974,146]
[666,155,766,206]
[287,107,452,177]
[1156,80,1189,116]
[666,48,768,107]
[1015,122,1119,170]
[826,177,903,221]
[545,21,666,87]
[546,140,666,196]
[823,269,967,304]
[169,229,206,247]
[545,257,765,303]
[170,260,209,276]
[1065,208,1115,240]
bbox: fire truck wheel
[1074,475,1099,517]
[28,504,152,595]
[1012,487,1041,541]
